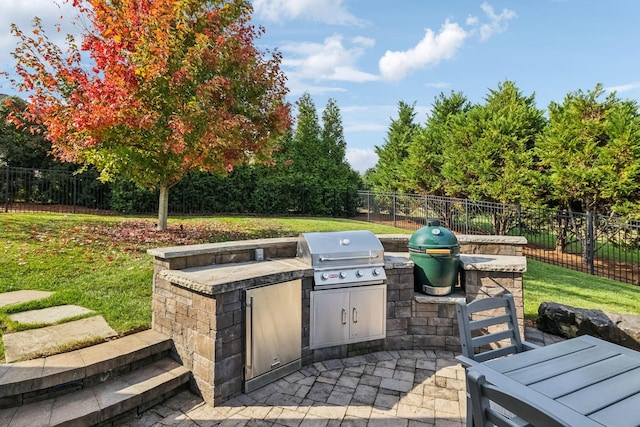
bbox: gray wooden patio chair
[467,368,569,427]
[456,294,539,426]
[456,293,538,366]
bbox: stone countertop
[384,251,527,273]
[460,254,527,272]
[384,252,414,268]
[148,237,298,259]
[158,254,415,295]
[158,258,313,295]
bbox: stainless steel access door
[245,279,301,393]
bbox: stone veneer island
[148,234,527,406]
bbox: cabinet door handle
[247,296,254,373]
[352,307,358,323]
[342,308,347,324]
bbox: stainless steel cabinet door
[310,285,386,349]
[245,279,301,381]
[349,285,386,341]
[310,288,350,349]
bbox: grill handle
[319,254,379,262]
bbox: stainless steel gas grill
[299,230,387,349]
[297,230,387,289]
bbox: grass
[523,258,640,322]
[0,212,408,360]
[3,212,640,361]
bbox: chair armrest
[456,354,478,368]
[523,340,540,351]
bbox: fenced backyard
[3,166,640,285]
[357,191,640,285]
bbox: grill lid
[298,230,384,267]
[298,230,386,288]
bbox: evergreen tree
[537,84,640,216]
[370,101,419,192]
[404,91,470,194]
[441,81,545,205]
[321,98,360,189]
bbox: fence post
[516,204,522,236]
[4,167,9,213]
[367,191,370,223]
[72,176,77,214]
[465,198,469,234]
[586,212,595,275]
[393,192,397,228]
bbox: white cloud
[606,82,640,94]
[378,20,468,81]
[425,82,452,89]
[281,34,378,83]
[252,0,366,26]
[345,121,388,132]
[346,148,378,173]
[472,2,517,42]
[284,72,348,97]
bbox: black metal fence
[3,166,640,285]
[1,166,113,214]
[0,166,359,217]
[357,191,640,285]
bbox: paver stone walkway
[3,316,117,362]
[0,290,53,308]
[8,305,94,325]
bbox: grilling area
[149,231,526,407]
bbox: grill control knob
[372,268,382,276]
[340,271,348,279]
[321,273,330,280]
[356,270,364,277]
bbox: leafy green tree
[370,101,420,192]
[264,94,360,215]
[7,0,291,230]
[404,91,470,194]
[292,93,323,181]
[536,84,640,260]
[321,98,360,185]
[537,84,640,216]
[321,99,347,172]
[441,81,545,205]
[0,96,52,168]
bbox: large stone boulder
[537,302,640,351]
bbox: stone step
[8,305,94,325]
[0,357,190,426]
[0,329,173,407]
[0,290,53,308]
[3,316,118,363]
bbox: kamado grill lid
[408,219,459,254]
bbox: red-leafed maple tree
[6,0,291,230]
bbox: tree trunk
[157,183,169,231]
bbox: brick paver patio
[126,349,466,427]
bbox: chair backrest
[467,369,569,427]
[456,294,524,363]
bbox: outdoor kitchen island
[149,233,526,406]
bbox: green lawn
[2,212,640,360]
[0,213,408,359]
[524,258,640,321]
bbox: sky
[2,1,640,173]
